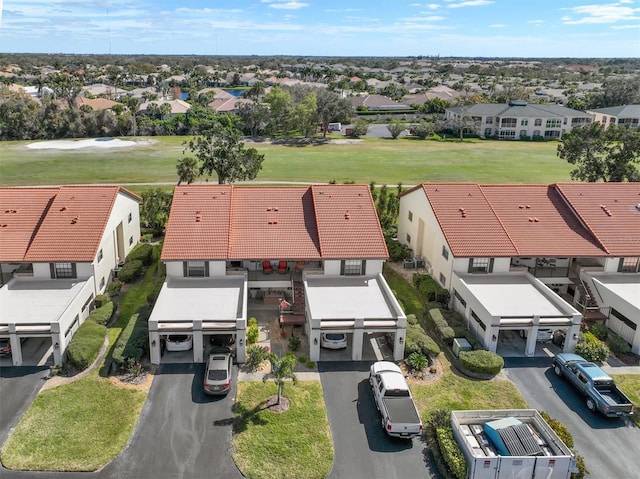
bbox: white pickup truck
[369,361,423,439]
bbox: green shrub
[405,323,441,358]
[298,356,307,363]
[430,308,455,343]
[306,361,316,369]
[464,332,483,350]
[126,243,154,266]
[245,344,270,371]
[88,301,115,326]
[406,313,418,325]
[436,427,467,479]
[94,294,109,308]
[146,275,165,305]
[407,352,428,372]
[539,411,573,448]
[107,279,123,297]
[67,320,107,370]
[459,349,504,375]
[606,332,631,355]
[118,259,144,283]
[288,335,301,352]
[387,238,413,261]
[587,323,608,341]
[414,274,450,304]
[246,317,259,345]
[112,312,148,367]
[574,331,609,362]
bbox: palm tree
[263,353,297,406]
[176,156,199,185]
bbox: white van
[328,122,342,132]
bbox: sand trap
[27,138,138,150]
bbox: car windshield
[325,334,344,341]
[207,369,227,381]
[169,335,189,342]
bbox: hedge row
[405,321,441,359]
[574,331,609,362]
[459,349,504,375]
[430,308,455,344]
[94,294,110,308]
[118,259,144,283]
[126,242,154,266]
[413,274,450,305]
[88,301,115,326]
[66,320,107,370]
[539,411,589,479]
[436,427,467,479]
[112,313,148,367]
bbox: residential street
[504,357,640,479]
[319,361,438,479]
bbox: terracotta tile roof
[161,185,232,261]
[75,96,121,110]
[0,188,58,262]
[481,185,606,257]
[161,185,388,261]
[555,182,640,256]
[23,186,140,262]
[409,182,639,258]
[311,184,388,259]
[420,184,518,257]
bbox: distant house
[398,182,640,356]
[0,186,141,366]
[349,94,410,111]
[138,99,191,116]
[445,101,592,139]
[208,97,253,113]
[75,97,122,111]
[587,105,640,129]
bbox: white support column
[193,320,203,363]
[51,323,63,365]
[309,317,321,362]
[526,317,539,357]
[352,318,364,361]
[149,319,161,365]
[564,315,582,353]
[8,324,22,366]
[394,328,405,361]
[236,317,247,364]
[488,327,499,353]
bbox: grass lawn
[0,136,573,186]
[411,355,529,421]
[611,374,640,426]
[0,373,146,471]
[233,381,333,479]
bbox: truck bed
[382,397,421,424]
[597,387,632,408]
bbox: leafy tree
[262,352,297,406]
[316,88,353,138]
[184,126,265,184]
[176,156,199,185]
[445,111,480,141]
[410,119,436,139]
[566,96,587,111]
[348,119,369,138]
[294,91,318,138]
[423,98,450,114]
[557,123,640,182]
[48,72,82,109]
[589,77,640,109]
[263,85,293,136]
[386,120,406,139]
[236,102,270,137]
[121,96,139,136]
[140,188,173,236]
[247,81,266,100]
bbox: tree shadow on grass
[230,397,279,433]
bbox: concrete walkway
[238,370,320,381]
[602,356,640,375]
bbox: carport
[304,273,406,362]
[451,273,582,357]
[148,275,247,364]
[0,277,94,366]
[587,272,640,354]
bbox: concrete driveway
[319,362,437,479]
[504,357,640,479]
[0,363,242,479]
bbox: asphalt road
[503,357,640,479]
[0,363,242,479]
[318,361,438,479]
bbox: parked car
[203,349,233,395]
[210,333,236,347]
[0,339,11,358]
[165,334,193,352]
[320,333,347,349]
[519,328,553,342]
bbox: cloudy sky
[0,0,638,57]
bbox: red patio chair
[262,260,273,274]
[278,261,288,274]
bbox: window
[99,277,105,289]
[406,233,411,243]
[563,118,567,125]
[484,128,493,137]
[533,130,541,137]
[499,130,516,139]
[534,119,542,126]
[501,118,517,128]
[129,236,134,246]
[471,310,486,330]
[341,259,365,276]
[50,262,76,279]
[611,308,637,330]
[442,245,449,260]
[97,249,103,263]
[602,116,607,124]
[519,130,527,138]
[520,119,528,126]
[128,212,132,224]
[439,273,446,286]
[454,289,467,307]
[408,211,413,222]
[485,117,493,124]
[618,257,639,273]
[468,258,493,273]
[546,119,562,128]
[184,261,209,277]
[544,130,561,139]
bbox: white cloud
[447,0,493,8]
[490,24,505,28]
[263,1,309,10]
[562,4,639,24]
